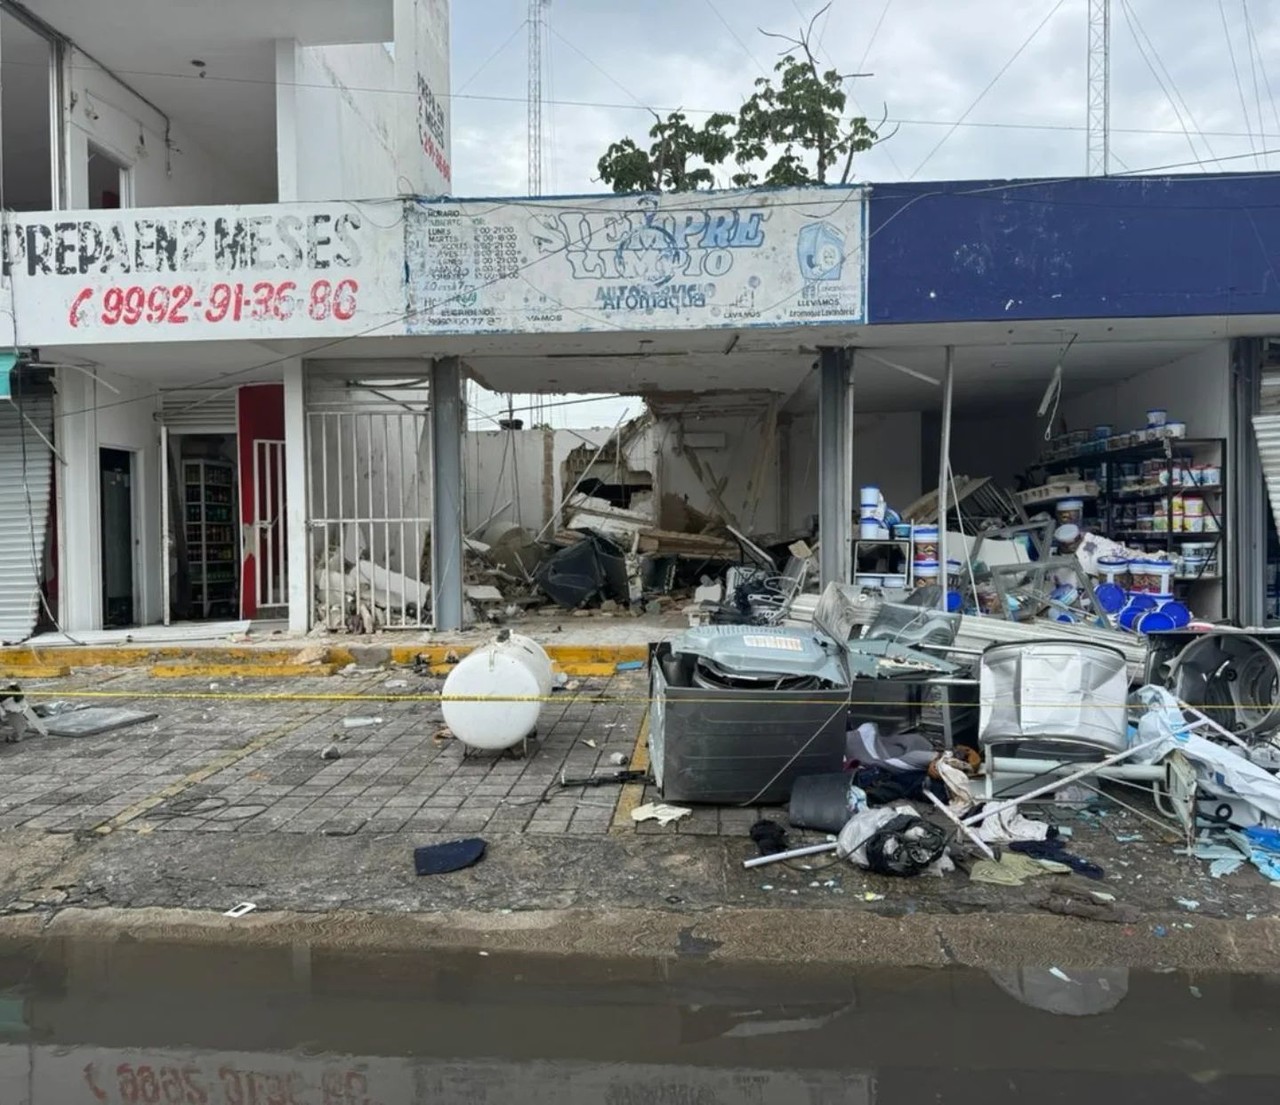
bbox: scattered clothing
[749,819,789,857]
[836,805,948,877]
[969,852,1067,887]
[1037,891,1140,925]
[852,765,932,805]
[1009,838,1105,880]
[977,804,1053,844]
[414,838,487,876]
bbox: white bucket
[859,520,883,539]
[1097,556,1129,584]
[855,573,883,590]
[882,573,908,589]
[441,632,555,751]
[1147,408,1168,427]
[914,561,940,581]
[859,486,882,517]
[1150,562,1175,598]
[1056,498,1084,526]
[913,525,939,563]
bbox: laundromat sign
[4,201,408,344]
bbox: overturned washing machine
[649,584,960,804]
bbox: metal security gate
[253,439,287,610]
[306,378,432,630]
[0,388,54,643]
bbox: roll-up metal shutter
[160,389,237,429]
[0,392,53,644]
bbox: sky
[451,0,1280,426]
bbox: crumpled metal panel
[1251,414,1280,540]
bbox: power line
[703,0,767,72]
[1219,0,1260,169]
[1117,0,1209,167]
[856,0,894,75]
[1242,0,1279,168]
[1129,0,1217,162]
[547,26,651,112]
[455,20,528,95]
[1242,0,1267,168]
[907,0,1069,180]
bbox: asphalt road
[0,926,1275,1104]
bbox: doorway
[87,144,129,209]
[164,432,239,621]
[99,447,135,627]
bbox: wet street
[0,933,1277,1104]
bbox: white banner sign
[403,187,866,334]
[4,201,408,345]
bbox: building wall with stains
[65,47,268,210]
[868,173,1280,323]
[279,0,450,201]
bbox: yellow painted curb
[149,662,340,679]
[0,665,70,679]
[611,708,651,832]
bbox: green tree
[596,110,737,193]
[596,5,883,193]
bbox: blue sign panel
[868,172,1280,323]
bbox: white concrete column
[274,39,300,202]
[56,370,100,632]
[818,347,854,587]
[282,358,308,633]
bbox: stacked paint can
[859,486,889,539]
[913,523,939,584]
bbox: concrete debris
[294,644,328,665]
[342,716,383,729]
[320,743,342,761]
[608,752,629,766]
[631,802,692,826]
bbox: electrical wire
[1242,0,1268,169]
[454,19,529,95]
[1219,0,1261,169]
[907,0,1068,181]
[1242,0,1280,167]
[703,0,767,73]
[1119,0,1217,167]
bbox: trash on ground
[320,743,342,761]
[44,707,157,738]
[342,716,383,729]
[631,802,692,826]
[223,902,257,918]
[414,837,487,875]
[608,752,629,766]
[1176,898,1200,911]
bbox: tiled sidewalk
[0,669,647,838]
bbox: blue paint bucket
[1158,600,1191,629]
[1136,609,1176,634]
[1094,582,1126,614]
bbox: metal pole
[936,345,954,610]
[818,347,853,587]
[430,357,465,631]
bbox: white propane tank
[441,631,555,751]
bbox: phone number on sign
[68,279,359,328]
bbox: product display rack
[184,458,238,618]
[1039,436,1226,615]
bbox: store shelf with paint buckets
[1025,406,1226,629]
[852,408,1225,632]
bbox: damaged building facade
[0,0,1277,643]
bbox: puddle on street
[0,933,1277,1103]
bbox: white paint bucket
[1097,556,1129,584]
[1147,408,1168,427]
[441,631,555,752]
[914,561,940,582]
[1165,421,1187,438]
[1183,495,1204,518]
[912,525,939,563]
[1150,562,1175,598]
[855,573,884,590]
[859,520,884,539]
[859,486,882,517]
[1055,499,1084,526]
